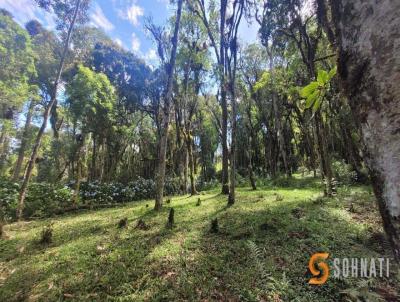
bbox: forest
[0,0,399,301]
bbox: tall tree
[152,0,184,211]
[0,11,36,120]
[190,0,230,194]
[16,0,90,220]
[317,0,400,261]
[226,0,245,205]
[66,65,116,203]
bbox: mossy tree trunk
[319,0,400,260]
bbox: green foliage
[0,179,73,220]
[0,13,37,117]
[340,280,385,302]
[0,179,19,221]
[1,182,392,301]
[24,183,74,219]
[1,176,183,220]
[331,160,366,184]
[300,66,337,112]
[78,177,182,205]
[66,64,116,134]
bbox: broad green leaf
[300,81,318,98]
[317,69,329,85]
[328,66,337,80]
[305,90,319,108]
[312,98,322,113]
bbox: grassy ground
[0,176,399,301]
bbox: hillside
[1,178,398,301]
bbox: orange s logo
[308,252,329,285]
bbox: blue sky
[0,0,258,62]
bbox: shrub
[331,160,358,184]
[1,177,183,221]
[24,183,74,218]
[0,179,73,220]
[0,179,19,221]
[196,178,219,191]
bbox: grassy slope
[0,176,398,301]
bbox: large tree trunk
[16,0,82,221]
[321,0,400,260]
[154,0,183,211]
[12,100,35,181]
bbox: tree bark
[185,134,198,195]
[321,0,400,260]
[90,135,96,180]
[228,84,237,205]
[12,100,35,181]
[72,134,85,206]
[16,0,82,221]
[314,111,333,196]
[154,0,183,211]
[220,0,229,195]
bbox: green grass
[1,177,399,301]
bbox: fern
[246,240,269,286]
[340,280,385,302]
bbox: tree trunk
[12,100,35,181]
[90,135,96,180]
[220,0,229,195]
[154,0,183,211]
[186,135,198,195]
[272,92,290,177]
[268,51,290,178]
[16,0,82,221]
[228,90,237,205]
[72,134,85,206]
[320,0,400,261]
[314,112,333,196]
[247,145,257,190]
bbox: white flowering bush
[79,177,181,205]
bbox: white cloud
[145,48,157,61]
[131,33,140,52]
[114,38,123,47]
[91,3,114,32]
[157,0,170,5]
[119,4,144,26]
[0,0,55,29]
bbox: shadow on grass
[1,182,396,302]
[151,192,394,301]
